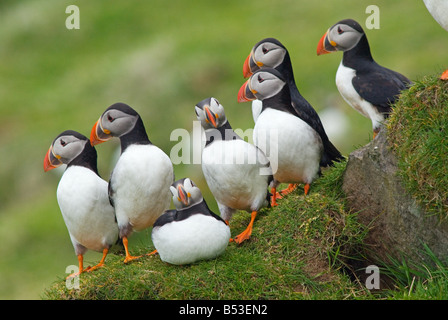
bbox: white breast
[57,166,118,252]
[111,144,174,231]
[151,214,231,265]
[424,0,448,31]
[254,108,322,185]
[201,139,270,212]
[335,62,384,129]
[251,99,263,123]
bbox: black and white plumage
[238,68,323,202]
[317,19,412,138]
[195,97,272,244]
[44,130,119,278]
[243,37,343,168]
[90,102,174,263]
[423,0,448,80]
[151,178,231,265]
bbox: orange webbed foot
[233,211,257,245]
[279,183,298,196]
[304,183,310,196]
[124,254,142,264]
[146,249,158,257]
[122,236,142,263]
[270,187,279,207]
[66,254,90,279]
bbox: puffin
[151,178,231,265]
[423,0,448,80]
[195,97,272,244]
[243,37,344,198]
[44,130,119,278]
[238,68,323,203]
[317,19,412,138]
[90,102,174,263]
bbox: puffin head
[170,178,203,209]
[194,97,227,129]
[243,38,287,78]
[44,130,90,172]
[238,68,287,103]
[317,19,365,55]
[90,102,140,146]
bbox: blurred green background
[0,0,447,299]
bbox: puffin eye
[262,46,269,54]
[257,74,265,83]
[337,26,344,34]
[107,114,114,122]
[60,139,67,147]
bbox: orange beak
[90,118,112,146]
[204,106,217,128]
[237,80,256,103]
[242,50,262,78]
[243,53,253,78]
[317,31,332,56]
[177,184,189,206]
[43,145,62,172]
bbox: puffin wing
[153,210,177,228]
[352,68,411,114]
[291,99,325,135]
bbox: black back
[342,33,412,116]
[153,198,226,228]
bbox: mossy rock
[342,73,448,265]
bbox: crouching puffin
[44,130,119,278]
[243,37,344,199]
[195,97,272,244]
[238,68,323,202]
[90,103,174,263]
[317,19,412,138]
[151,178,231,265]
[423,0,448,80]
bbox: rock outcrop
[342,128,448,265]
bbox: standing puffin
[243,38,343,168]
[195,97,272,244]
[423,0,448,80]
[90,103,174,263]
[238,68,323,202]
[317,19,412,138]
[151,178,231,265]
[44,130,119,278]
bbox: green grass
[2,0,448,299]
[43,160,374,300]
[380,243,448,299]
[43,159,448,300]
[387,73,448,218]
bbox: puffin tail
[320,141,345,167]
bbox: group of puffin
[43,7,447,279]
